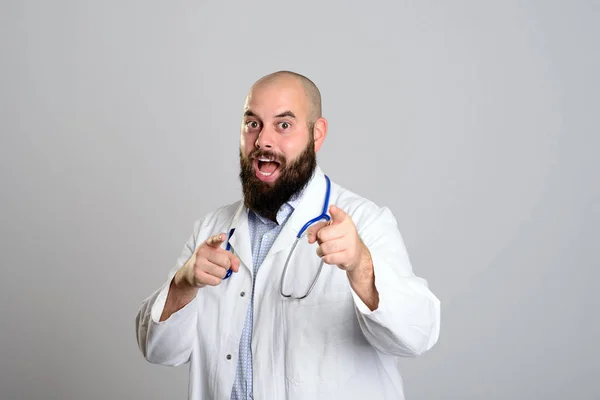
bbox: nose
[255,127,274,149]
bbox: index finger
[205,233,227,249]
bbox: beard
[239,137,317,222]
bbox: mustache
[247,149,286,164]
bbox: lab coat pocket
[283,291,359,394]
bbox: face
[238,78,326,219]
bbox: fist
[306,205,364,272]
[178,233,240,288]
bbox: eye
[278,121,291,130]
[246,121,260,130]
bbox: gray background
[1,1,598,399]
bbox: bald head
[249,71,322,126]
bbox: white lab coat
[136,166,440,400]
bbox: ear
[312,117,328,153]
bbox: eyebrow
[243,110,297,119]
[274,111,296,119]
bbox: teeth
[256,157,278,178]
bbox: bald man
[136,71,440,400]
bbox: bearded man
[136,70,440,400]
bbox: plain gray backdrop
[1,1,598,399]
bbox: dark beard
[239,139,317,222]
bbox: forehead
[244,79,308,117]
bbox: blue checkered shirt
[230,202,296,399]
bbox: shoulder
[329,180,398,231]
[190,200,242,236]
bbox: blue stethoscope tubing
[221,175,332,289]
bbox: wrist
[346,242,379,311]
[174,254,205,289]
[160,269,199,321]
[347,242,374,284]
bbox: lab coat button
[240,291,246,297]
[226,354,232,360]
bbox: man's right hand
[160,234,240,321]
[175,233,241,288]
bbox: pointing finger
[205,233,227,248]
[329,205,347,224]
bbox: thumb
[205,233,227,249]
[306,220,329,244]
[227,252,241,273]
[329,205,347,223]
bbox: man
[136,71,440,399]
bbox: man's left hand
[306,205,367,272]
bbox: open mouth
[257,157,280,176]
[254,156,282,180]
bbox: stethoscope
[221,175,332,300]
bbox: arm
[309,204,440,357]
[135,221,240,366]
[349,206,441,357]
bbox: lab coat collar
[227,165,330,273]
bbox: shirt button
[226,354,232,360]
[240,291,246,297]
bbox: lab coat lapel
[267,166,330,258]
[227,203,253,275]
